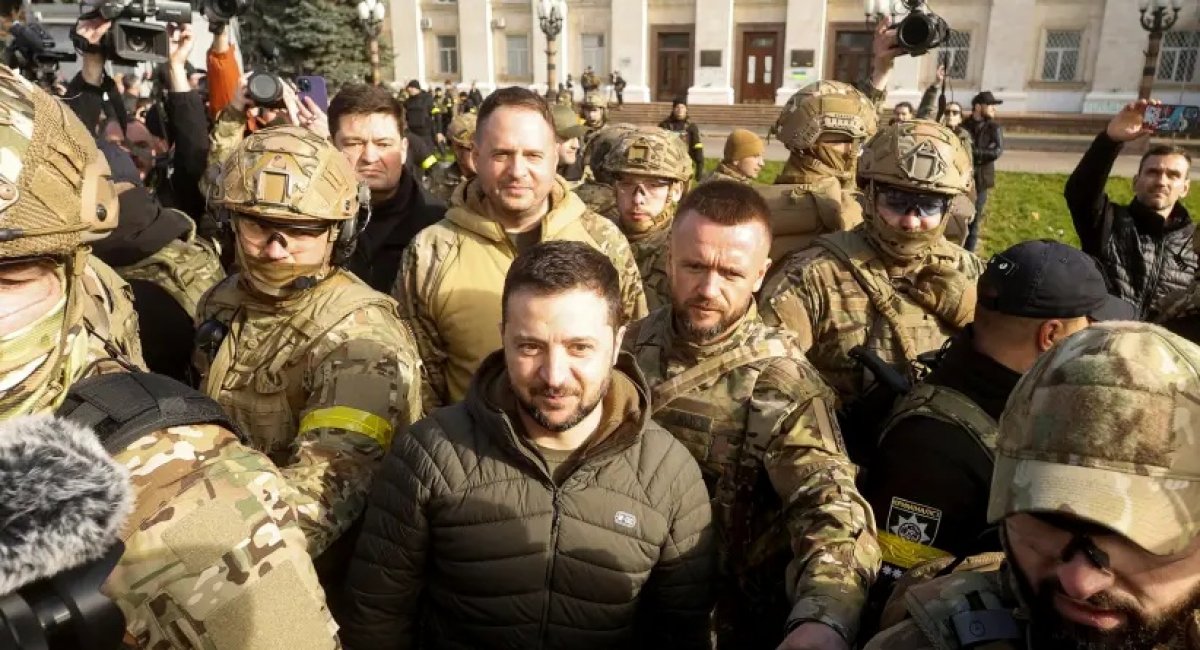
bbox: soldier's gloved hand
[905,264,976,329]
[776,622,849,650]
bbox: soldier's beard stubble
[673,296,751,344]
[516,375,610,433]
[1013,563,1200,649]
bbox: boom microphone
[0,414,132,650]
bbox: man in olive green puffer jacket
[342,240,716,650]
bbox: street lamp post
[1138,0,1184,100]
[356,0,387,85]
[537,0,564,99]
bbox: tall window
[1159,31,1200,83]
[438,35,459,74]
[581,33,606,74]
[506,34,530,77]
[942,30,970,80]
[1041,30,1082,82]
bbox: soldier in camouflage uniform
[579,91,609,142]
[197,125,425,557]
[866,322,1200,650]
[759,120,984,434]
[394,87,647,407]
[0,66,339,647]
[426,112,477,204]
[574,122,638,219]
[624,181,879,650]
[607,128,692,311]
[759,80,880,262]
[111,218,224,319]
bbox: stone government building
[391,0,1200,113]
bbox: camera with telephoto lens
[202,0,250,31]
[77,0,193,65]
[245,43,285,108]
[4,21,77,89]
[896,0,950,57]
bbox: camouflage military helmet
[859,119,973,196]
[605,129,692,183]
[447,113,477,148]
[0,66,118,260]
[775,80,878,154]
[210,125,362,223]
[989,322,1200,556]
[583,123,639,182]
[581,91,607,109]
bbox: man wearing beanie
[866,321,1200,650]
[861,240,1135,630]
[658,97,704,180]
[704,128,765,184]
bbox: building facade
[390,0,1200,112]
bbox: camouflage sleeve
[286,307,424,557]
[108,424,339,649]
[83,257,148,370]
[392,240,449,410]
[758,260,822,352]
[208,104,247,174]
[588,214,649,323]
[758,361,880,644]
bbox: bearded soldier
[759,120,983,460]
[759,80,880,263]
[580,91,609,141]
[0,66,338,648]
[607,128,693,311]
[625,181,879,650]
[197,125,424,557]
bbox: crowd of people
[4,11,1200,650]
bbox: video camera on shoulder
[896,0,950,57]
[3,21,76,88]
[73,0,192,65]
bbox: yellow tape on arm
[299,406,396,448]
[421,155,438,170]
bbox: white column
[978,0,1036,110]
[388,0,424,86]
[458,0,496,93]
[610,0,650,102]
[776,0,827,105]
[1084,0,1143,114]
[688,0,735,104]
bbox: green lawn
[707,159,1200,259]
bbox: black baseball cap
[977,240,1135,321]
[972,91,1003,106]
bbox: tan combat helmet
[209,125,366,297]
[858,119,974,261]
[605,128,693,183]
[0,68,118,261]
[858,118,973,197]
[581,91,607,110]
[582,122,639,184]
[447,113,477,148]
[774,80,879,154]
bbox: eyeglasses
[233,213,331,252]
[945,110,962,116]
[615,177,673,195]
[878,187,950,218]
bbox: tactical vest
[758,178,864,265]
[869,553,1023,650]
[195,270,398,459]
[114,223,225,318]
[809,232,958,397]
[629,227,671,313]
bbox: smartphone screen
[1144,104,1200,135]
[297,76,330,112]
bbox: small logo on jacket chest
[614,511,638,529]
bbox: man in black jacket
[403,80,439,174]
[861,240,1133,632]
[330,84,446,292]
[659,98,704,180]
[961,91,1004,251]
[1066,99,1196,320]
